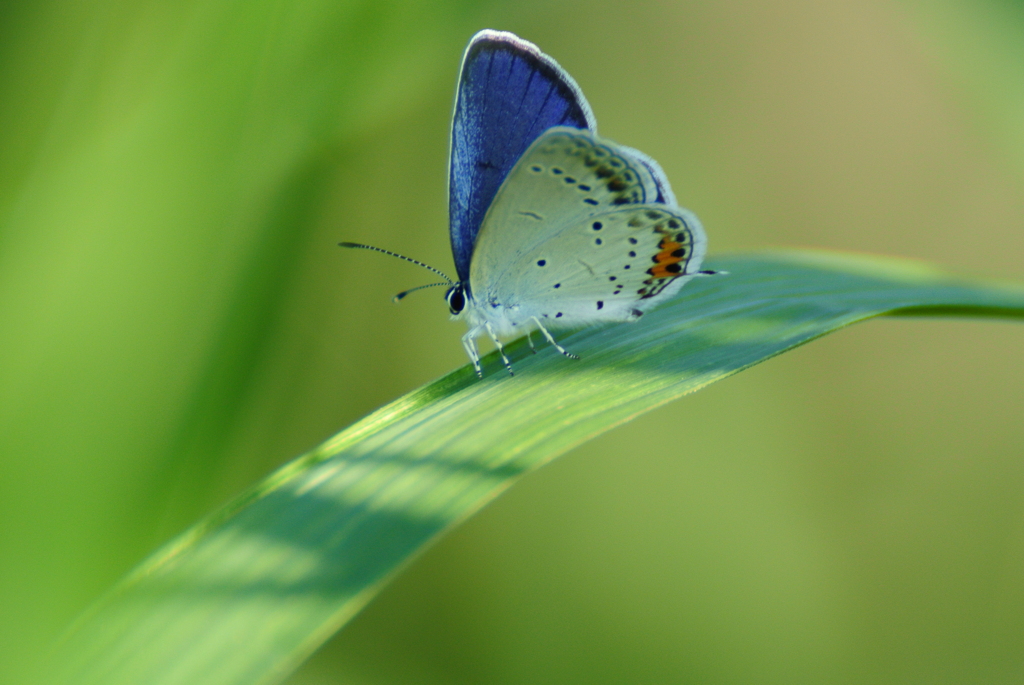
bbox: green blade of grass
[53,249,1024,685]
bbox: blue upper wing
[448,30,597,283]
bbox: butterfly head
[446,283,467,315]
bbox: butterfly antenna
[339,242,454,283]
[392,282,450,302]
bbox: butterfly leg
[461,332,483,378]
[531,317,580,360]
[484,322,515,377]
[525,330,537,354]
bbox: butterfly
[342,30,714,377]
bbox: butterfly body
[444,31,710,377]
[343,30,711,377]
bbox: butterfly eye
[446,284,466,314]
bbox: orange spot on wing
[655,240,682,263]
[648,238,685,279]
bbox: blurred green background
[1,0,1024,683]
